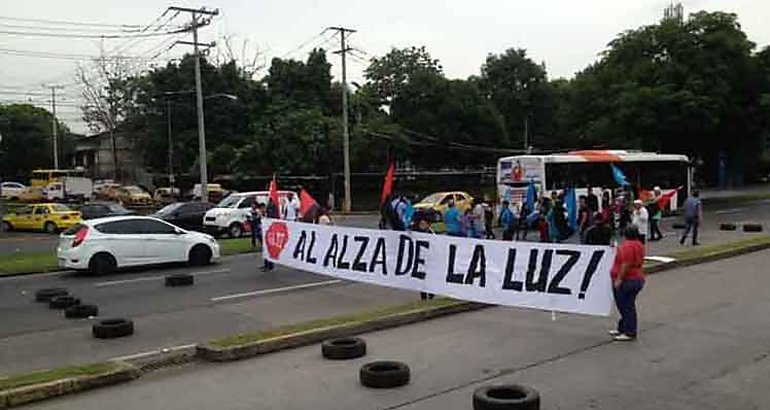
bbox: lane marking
[715,208,744,215]
[110,343,196,362]
[94,268,231,288]
[210,279,343,302]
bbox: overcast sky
[1,0,768,134]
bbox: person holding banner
[610,226,646,341]
[443,200,463,237]
[499,200,515,241]
[414,217,436,301]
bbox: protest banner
[263,219,615,316]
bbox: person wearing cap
[631,199,649,243]
[610,226,646,341]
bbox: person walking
[586,184,599,213]
[472,198,486,239]
[578,195,591,242]
[499,200,515,241]
[443,200,463,237]
[610,226,646,341]
[414,217,436,300]
[647,187,663,241]
[680,190,702,246]
[261,202,275,272]
[249,202,263,248]
[483,199,495,239]
[631,199,649,244]
[584,212,613,245]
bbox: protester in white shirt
[284,193,300,221]
[631,199,649,244]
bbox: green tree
[0,104,70,180]
[364,46,442,107]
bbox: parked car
[79,202,134,220]
[203,190,294,238]
[94,182,121,200]
[1,181,26,200]
[152,201,214,232]
[153,187,181,205]
[57,216,220,274]
[115,186,153,205]
[413,191,474,222]
[1,203,82,233]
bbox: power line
[0,15,142,29]
[0,22,148,33]
[277,29,331,59]
[0,27,188,39]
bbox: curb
[0,362,139,409]
[196,301,488,362]
[646,239,770,274]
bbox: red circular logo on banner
[265,221,289,259]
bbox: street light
[155,92,238,196]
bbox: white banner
[262,219,615,316]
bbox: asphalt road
[26,249,770,410]
[0,202,767,375]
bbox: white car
[57,216,220,274]
[203,190,294,238]
[1,181,26,200]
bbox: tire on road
[719,223,737,231]
[672,222,686,229]
[228,223,242,238]
[188,244,212,266]
[49,295,80,309]
[35,287,68,302]
[89,252,117,275]
[472,384,540,410]
[322,337,367,360]
[743,223,763,233]
[92,318,134,339]
[1,221,12,232]
[165,273,195,287]
[44,221,58,234]
[65,303,99,319]
[359,361,410,389]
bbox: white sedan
[57,216,220,274]
[1,181,26,200]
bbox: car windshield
[51,204,72,212]
[216,195,243,208]
[419,193,444,204]
[156,203,183,215]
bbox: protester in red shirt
[609,226,646,341]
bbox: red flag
[299,188,321,223]
[269,175,281,218]
[380,162,395,205]
[657,186,682,209]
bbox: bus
[30,169,84,187]
[497,150,691,211]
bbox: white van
[203,190,294,238]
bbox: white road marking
[94,268,231,287]
[210,279,342,302]
[715,208,744,215]
[110,343,196,362]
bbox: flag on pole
[380,162,395,205]
[526,181,537,212]
[300,188,322,223]
[611,164,629,187]
[656,186,682,209]
[268,175,281,219]
[565,187,578,230]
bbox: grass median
[644,235,770,270]
[210,297,460,348]
[0,362,116,391]
[0,238,258,276]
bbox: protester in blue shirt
[443,200,462,237]
[680,190,702,246]
[499,200,515,241]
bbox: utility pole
[523,115,528,151]
[330,26,356,213]
[44,84,64,169]
[168,6,218,201]
[166,99,174,186]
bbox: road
[25,249,770,409]
[0,204,768,376]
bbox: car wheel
[359,361,411,389]
[189,245,212,266]
[89,253,116,275]
[44,221,57,234]
[228,223,242,238]
[1,221,11,232]
[92,318,134,339]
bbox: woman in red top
[610,226,646,341]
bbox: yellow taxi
[413,191,474,221]
[1,203,82,234]
[115,186,153,205]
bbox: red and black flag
[380,161,395,206]
[657,186,682,209]
[300,188,322,223]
